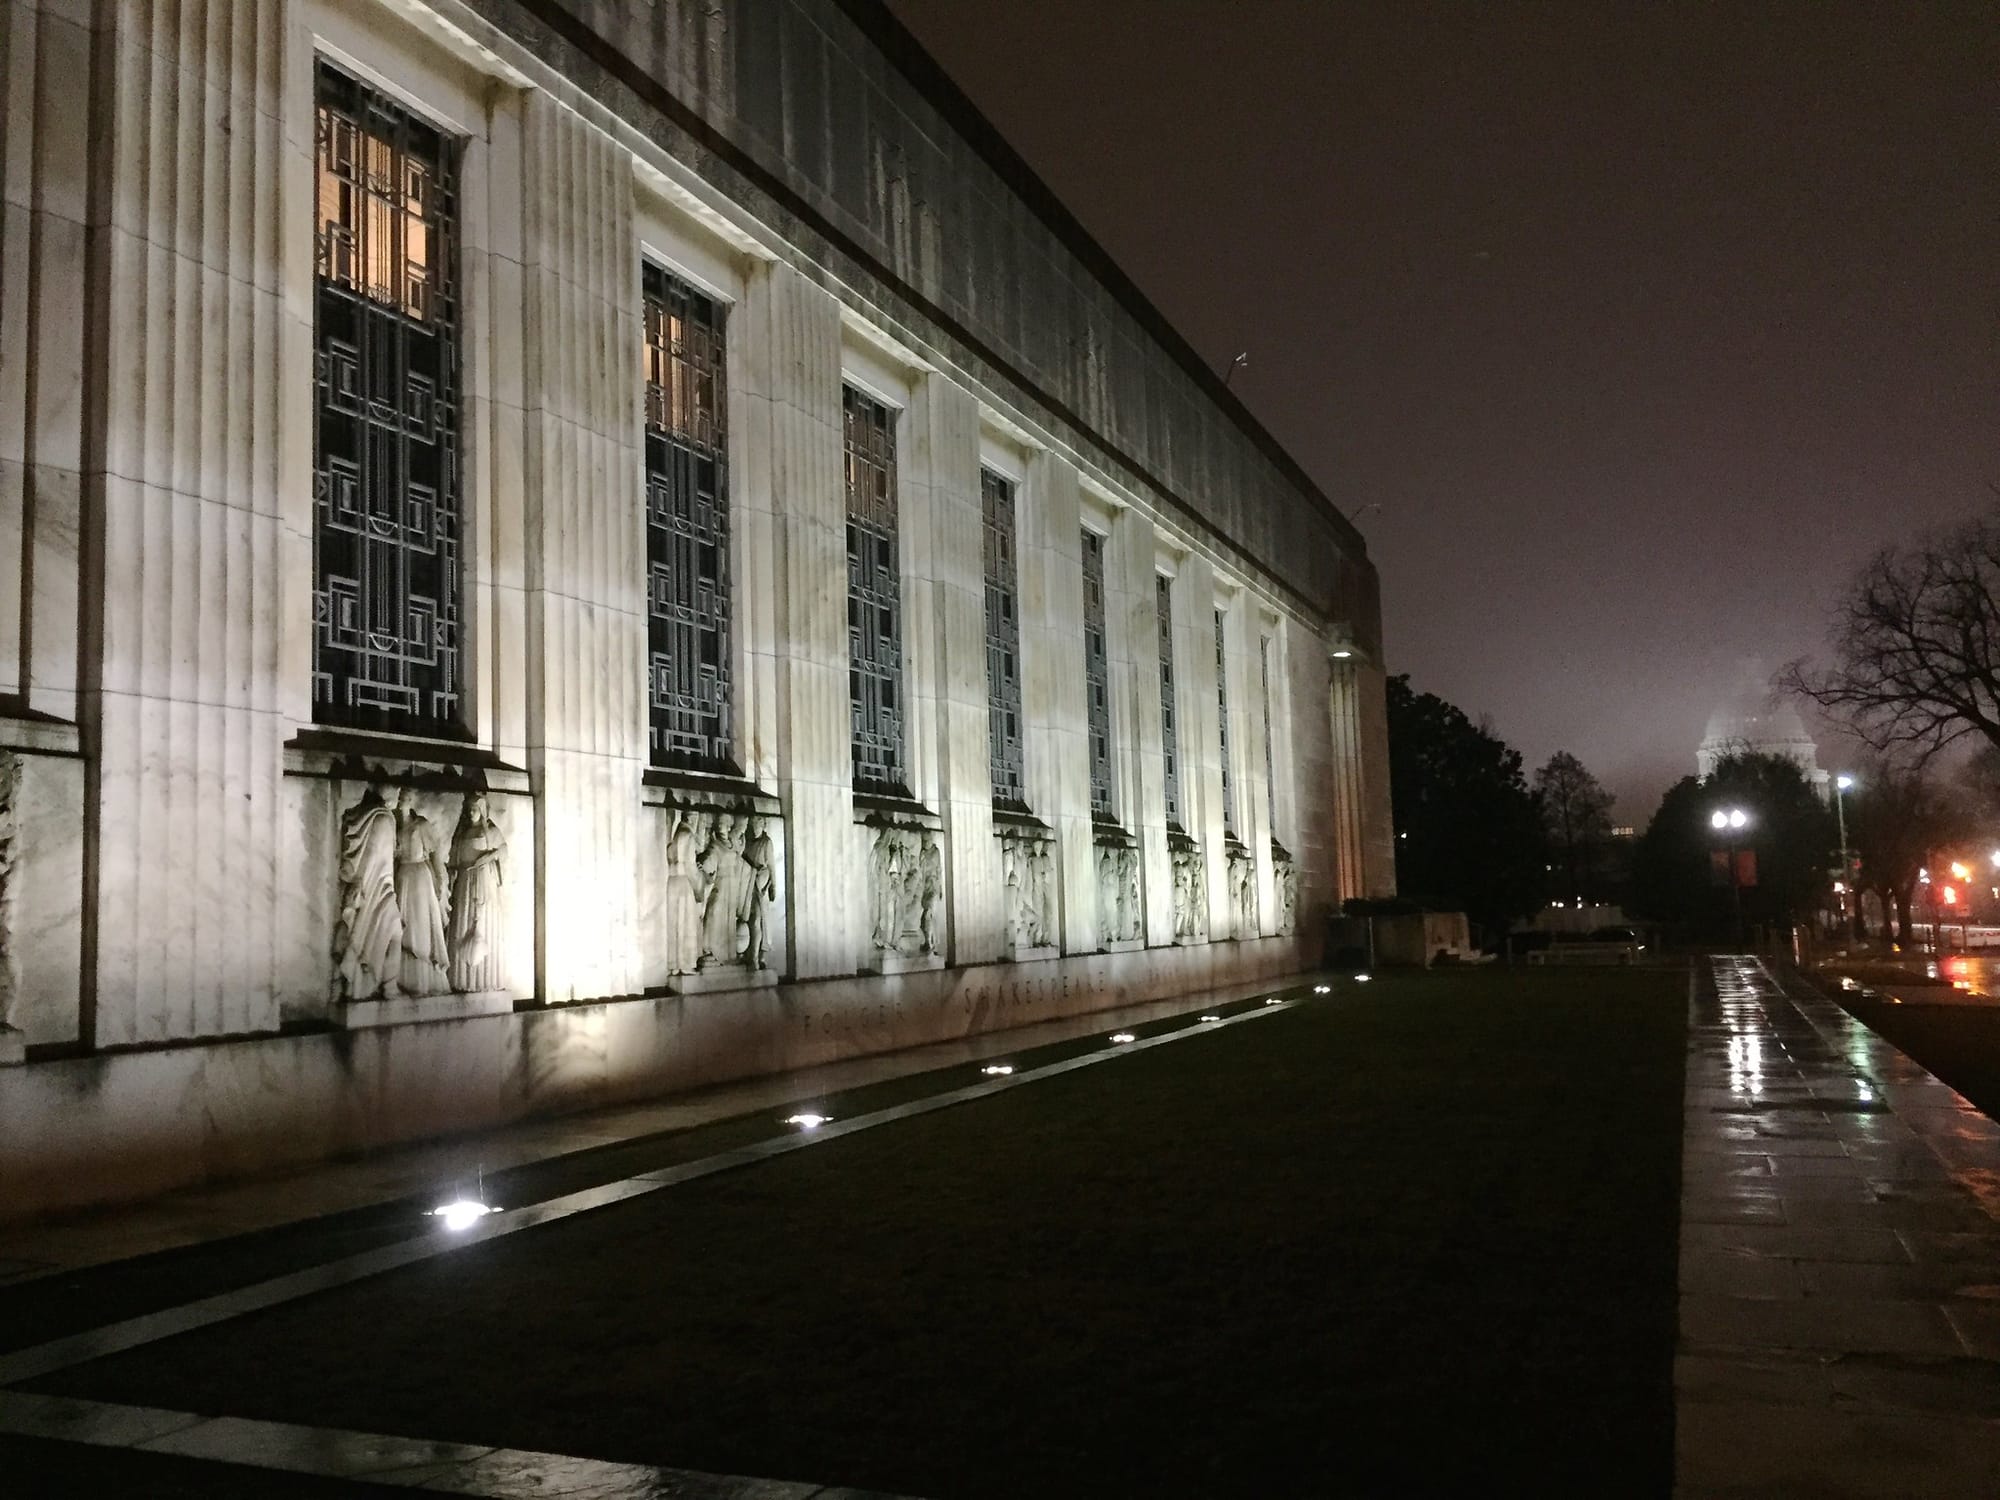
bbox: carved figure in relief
[870,825,902,950]
[1275,861,1298,936]
[0,752,17,1030]
[395,789,451,997]
[1227,853,1256,937]
[1171,846,1207,942]
[698,813,753,968]
[1002,840,1026,946]
[915,833,943,954]
[662,811,704,975]
[1095,844,1138,944]
[447,793,507,993]
[741,816,776,970]
[1034,843,1057,945]
[335,783,403,1000]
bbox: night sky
[890,0,1998,821]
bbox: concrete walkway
[1677,955,2000,1498]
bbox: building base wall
[0,936,1312,1221]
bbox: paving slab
[1676,956,2000,1498]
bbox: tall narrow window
[643,264,732,770]
[845,387,905,793]
[1260,635,1277,822]
[1157,575,1181,828]
[982,469,1026,807]
[1216,609,1236,835]
[313,64,462,732]
[1082,530,1114,819]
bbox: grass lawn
[32,967,1689,1498]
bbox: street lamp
[1833,773,1855,938]
[1711,807,1752,947]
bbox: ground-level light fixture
[1263,997,1284,1007]
[981,1064,1014,1077]
[1109,1032,1137,1044]
[784,1113,831,1130]
[1354,973,1372,982]
[1313,984,1331,994]
[429,1199,498,1232]
[1200,1013,1223,1022]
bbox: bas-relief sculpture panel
[999,827,1058,953]
[1171,844,1207,943]
[1094,841,1141,947]
[868,821,943,960]
[661,807,779,979]
[335,786,515,1003]
[1274,857,1298,936]
[1227,848,1258,939]
[0,746,83,1051]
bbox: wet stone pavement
[1677,955,2000,1499]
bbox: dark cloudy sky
[890,0,1999,821]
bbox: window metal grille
[1216,609,1236,834]
[312,64,462,733]
[982,469,1026,807]
[1157,575,1181,828]
[643,263,733,770]
[1082,530,1114,819]
[1260,635,1277,822]
[845,387,906,793]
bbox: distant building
[1696,662,1830,796]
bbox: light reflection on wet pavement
[1677,955,2000,1498]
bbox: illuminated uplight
[1201,1013,1223,1022]
[1313,984,1331,994]
[1354,973,1372,982]
[429,1199,498,1232]
[1264,997,1285,1007]
[1109,1032,1137,1044]
[784,1113,831,1130]
[1331,648,1353,660]
[981,1064,1015,1077]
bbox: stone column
[906,373,999,964]
[1021,454,1092,953]
[83,0,297,1044]
[1108,510,1172,946]
[517,91,645,1003]
[1175,553,1224,938]
[736,263,849,978]
[1354,658,1397,897]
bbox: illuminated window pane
[311,63,461,733]
[982,470,1026,807]
[1083,531,1114,819]
[1158,575,1182,828]
[846,388,905,794]
[644,264,733,771]
[1217,609,1236,835]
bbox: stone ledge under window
[284,728,529,792]
[992,805,1052,839]
[853,789,942,830]
[0,711,81,756]
[642,766,780,816]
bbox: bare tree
[1847,757,1962,942]
[1786,509,2000,758]
[1534,751,1614,904]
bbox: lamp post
[1711,807,1751,948]
[1834,773,1854,938]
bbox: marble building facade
[0,0,1394,1215]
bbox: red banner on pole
[1735,850,1757,888]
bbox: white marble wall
[0,0,1393,1193]
[88,0,294,1044]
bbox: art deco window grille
[1082,530,1114,819]
[1157,575,1182,828]
[845,387,906,794]
[1216,609,1237,835]
[1260,635,1277,821]
[982,469,1026,807]
[312,63,462,734]
[643,263,733,770]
